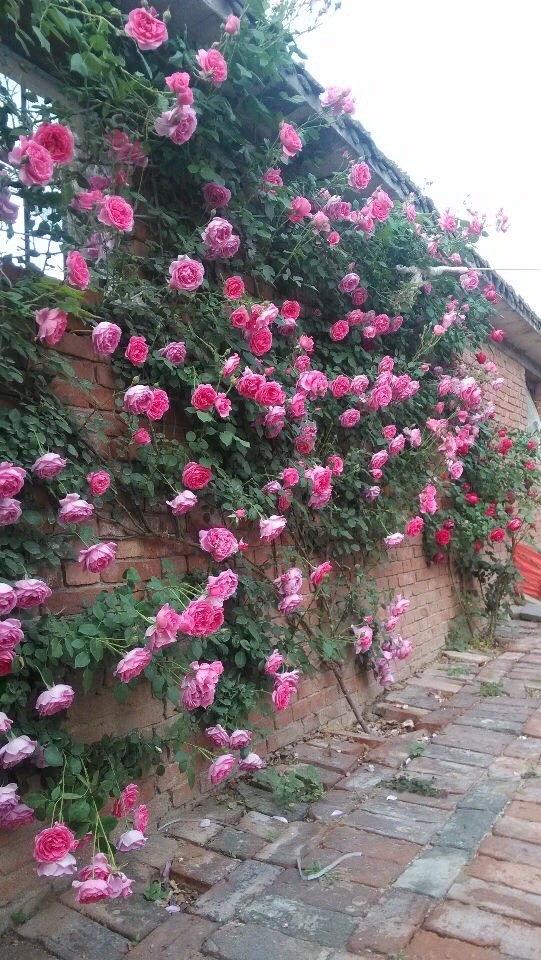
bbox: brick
[344,798,449,845]
[523,711,541,738]
[17,903,129,959]
[202,922,332,960]
[506,799,541,822]
[58,886,166,941]
[255,821,323,867]
[421,743,493,768]
[425,901,541,959]
[457,779,514,813]
[127,913,216,959]
[239,893,357,947]
[0,934,57,960]
[335,763,389,792]
[448,875,541,926]
[208,826,267,860]
[469,854,541,894]
[190,860,282,922]
[478,833,541,868]
[270,868,377,917]
[292,742,359,775]
[435,806,498,852]
[395,845,469,898]
[170,842,238,888]
[406,930,508,960]
[347,888,434,954]
[322,825,420,866]
[100,558,161,583]
[493,815,541,845]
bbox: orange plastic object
[514,543,541,599]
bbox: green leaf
[43,745,63,767]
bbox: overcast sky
[301,0,541,314]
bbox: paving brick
[394,845,469,897]
[493,815,541,845]
[457,779,514,813]
[239,893,357,947]
[208,826,267,860]
[435,728,514,755]
[170,843,238,889]
[234,783,308,820]
[254,821,323,867]
[455,716,523,735]
[308,791,358,822]
[344,798,449,845]
[442,651,489,664]
[58,886,166,940]
[0,933,57,960]
[346,888,434,954]
[190,860,282,922]
[488,756,531,779]
[523,711,541,738]
[425,901,541,959]
[17,903,129,960]
[292,742,359,775]
[503,736,541,760]
[406,929,508,960]
[403,756,480,793]
[128,914,216,959]
[469,854,541,895]
[322,825,421,865]
[422,743,493,768]
[370,785,457,811]
[435,806,498,852]
[270,869,377,916]
[235,811,291,842]
[202,921,332,960]
[478,833,541,868]
[128,835,182,870]
[506,799,541,822]
[334,763,392,791]
[448,875,541,925]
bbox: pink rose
[87,470,111,495]
[261,168,283,192]
[282,300,301,320]
[125,335,149,366]
[33,122,74,164]
[159,341,187,364]
[237,368,265,398]
[199,527,239,562]
[147,388,170,421]
[339,409,360,428]
[35,307,67,346]
[116,830,146,852]
[238,753,266,772]
[182,462,212,490]
[224,14,241,34]
[73,879,109,903]
[490,328,505,343]
[34,822,76,863]
[66,251,90,290]
[78,541,117,573]
[339,272,360,293]
[124,7,168,50]
[255,381,286,406]
[97,195,134,232]
[208,754,236,785]
[385,533,405,548]
[0,463,25,498]
[272,670,299,711]
[279,121,302,158]
[0,650,15,676]
[249,328,273,357]
[202,217,240,259]
[352,287,368,307]
[181,660,224,710]
[8,136,54,187]
[1,803,36,830]
[0,586,17,617]
[214,393,231,418]
[265,649,283,675]
[92,321,122,355]
[289,196,311,222]
[278,594,302,615]
[460,269,480,292]
[206,725,230,747]
[155,105,198,145]
[71,188,104,212]
[274,567,303,596]
[310,562,332,586]
[348,162,371,191]
[207,569,238,601]
[114,647,152,683]
[331,376,350,398]
[0,782,18,814]
[133,428,151,445]
[145,603,182,651]
[260,515,286,542]
[197,48,228,85]
[112,783,138,818]
[169,255,205,291]
[124,384,153,414]
[14,578,52,608]
[165,72,193,104]
[178,598,224,637]
[224,275,245,299]
[31,452,66,479]
[192,384,218,411]
[203,183,231,208]
[36,684,75,716]
[58,492,94,524]
[229,729,251,749]
[352,624,373,654]
[0,498,21,526]
[166,490,197,516]
[281,467,299,488]
[0,735,36,767]
[0,712,12,734]
[406,516,424,537]
[133,805,148,833]
[35,854,76,877]
[327,454,343,475]
[330,320,350,341]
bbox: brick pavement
[3,620,541,959]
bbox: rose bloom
[0,585,17,617]
[97,195,134,232]
[272,670,299,711]
[159,341,187,366]
[0,463,25,498]
[207,569,239,601]
[0,735,36,767]
[169,255,205,291]
[209,754,236,785]
[330,320,350,341]
[8,136,54,187]
[182,461,212,490]
[435,528,451,546]
[224,14,241,33]
[238,753,266,772]
[116,830,146,852]
[255,381,286,406]
[72,878,109,904]
[192,384,218,411]
[222,353,240,378]
[145,603,182,651]
[224,275,245,299]
[114,647,152,683]
[249,328,273,357]
[0,498,21,526]
[406,516,424,537]
[78,541,117,573]
[181,660,224,710]
[124,7,168,50]
[155,104,198,145]
[279,121,302,158]
[339,272,360,294]
[227,729,251,751]
[264,649,284,675]
[92,321,122,355]
[507,517,522,532]
[58,492,94,524]
[281,467,299,488]
[490,328,505,343]
[197,48,228,85]
[260,515,287,542]
[147,388,169,421]
[66,251,90,290]
[289,196,311,222]
[203,182,232,208]
[214,393,231,419]
[36,684,75,716]
[34,822,76,864]
[199,527,239,562]
[166,490,197,516]
[14,578,52,608]
[87,470,111,495]
[348,162,371,190]
[459,269,479,292]
[489,527,505,543]
[331,375,350,398]
[340,409,360,428]
[124,336,148,366]
[33,122,74,164]
[133,428,151,445]
[133,804,148,833]
[124,384,153,414]
[0,650,15,675]
[112,783,139,818]
[178,598,224,637]
[0,712,12,735]
[385,533,405,548]
[165,71,192,103]
[1,802,36,831]
[31,452,66,479]
[261,167,283,192]
[35,307,67,346]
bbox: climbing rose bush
[0,0,537,900]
